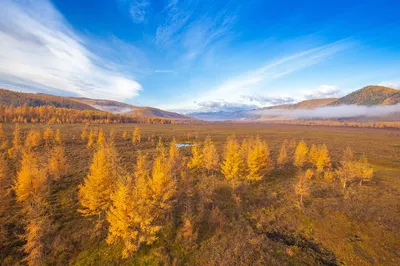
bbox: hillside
[0,89,96,110]
[329,85,399,106]
[262,98,338,110]
[70,97,190,119]
[0,88,190,120]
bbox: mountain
[0,89,96,110]
[69,97,190,119]
[0,88,191,120]
[261,98,338,110]
[329,85,400,106]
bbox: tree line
[0,103,178,124]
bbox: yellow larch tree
[48,144,69,181]
[0,151,11,243]
[0,124,8,150]
[106,153,161,258]
[55,129,62,145]
[78,142,119,221]
[277,139,289,167]
[355,155,373,186]
[81,125,88,141]
[8,123,21,158]
[25,130,42,149]
[294,140,309,168]
[246,136,273,181]
[43,126,54,143]
[150,150,177,211]
[15,149,47,205]
[295,169,313,207]
[168,138,181,178]
[122,130,128,140]
[132,127,141,144]
[187,142,203,169]
[221,135,245,188]
[336,147,357,190]
[97,128,105,146]
[315,144,331,172]
[202,136,219,174]
[87,129,94,148]
[14,148,49,266]
[308,144,318,166]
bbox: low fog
[250,104,400,120]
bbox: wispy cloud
[198,40,352,103]
[196,100,257,112]
[379,81,400,89]
[303,85,342,99]
[0,0,142,101]
[242,95,296,105]
[155,0,197,48]
[154,69,175,73]
[118,0,150,23]
[161,40,353,112]
[155,0,237,60]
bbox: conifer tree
[15,150,47,204]
[106,153,161,258]
[55,129,62,145]
[132,127,141,144]
[336,147,357,190]
[168,138,181,178]
[15,148,49,266]
[221,136,245,188]
[87,129,94,148]
[308,144,318,166]
[246,136,273,181]
[48,144,69,181]
[43,126,54,143]
[79,143,118,220]
[356,155,373,186]
[295,169,313,207]
[122,130,128,140]
[315,144,331,172]
[0,152,11,243]
[277,139,289,167]
[97,128,105,146]
[0,124,8,150]
[202,136,219,174]
[9,123,21,157]
[187,142,203,169]
[25,130,42,149]
[150,150,177,211]
[294,140,308,168]
[81,125,88,141]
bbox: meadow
[1,122,400,265]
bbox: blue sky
[1,0,400,113]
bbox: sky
[1,0,400,113]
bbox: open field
[1,123,400,265]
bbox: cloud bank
[251,104,400,120]
[0,0,142,101]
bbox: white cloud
[379,81,400,89]
[0,0,142,101]
[303,85,342,99]
[127,0,150,23]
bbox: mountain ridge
[0,88,190,120]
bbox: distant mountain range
[189,85,400,121]
[0,89,189,120]
[1,85,399,122]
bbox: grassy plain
[1,123,400,265]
